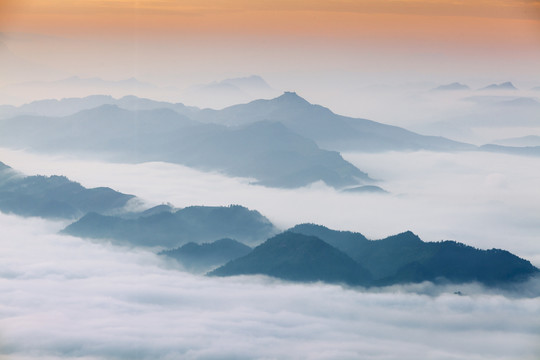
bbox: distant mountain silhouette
[1,92,475,155]
[62,205,278,247]
[0,106,370,188]
[432,83,470,91]
[493,135,540,147]
[182,75,279,109]
[160,238,252,273]
[288,224,539,286]
[192,92,475,152]
[209,232,373,286]
[479,144,540,157]
[0,95,197,119]
[479,82,518,91]
[0,161,134,219]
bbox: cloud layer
[2,147,539,266]
[0,213,539,360]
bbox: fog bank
[1,148,538,267]
[0,213,539,360]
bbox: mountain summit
[193,92,474,152]
[480,82,518,91]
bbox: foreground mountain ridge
[211,225,539,287]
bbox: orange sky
[1,0,539,87]
[2,0,540,37]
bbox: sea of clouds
[0,213,539,360]
[2,147,539,265]
[1,148,540,359]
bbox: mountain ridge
[0,161,134,219]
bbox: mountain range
[0,161,133,219]
[1,160,536,288]
[0,103,368,188]
[209,232,374,286]
[479,82,518,91]
[62,204,278,248]
[5,91,540,191]
[191,92,474,152]
[1,92,474,153]
[0,92,479,189]
[211,224,539,287]
[0,94,196,119]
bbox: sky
[1,0,540,90]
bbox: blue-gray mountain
[209,232,373,286]
[191,92,475,152]
[479,144,540,157]
[62,204,278,247]
[0,161,133,219]
[211,224,538,287]
[479,82,518,91]
[160,238,252,273]
[0,94,196,119]
[288,224,538,285]
[0,104,369,188]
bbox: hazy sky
[1,0,540,89]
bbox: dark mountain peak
[209,231,373,285]
[290,223,330,233]
[289,223,368,240]
[139,204,175,218]
[211,237,249,247]
[380,231,422,243]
